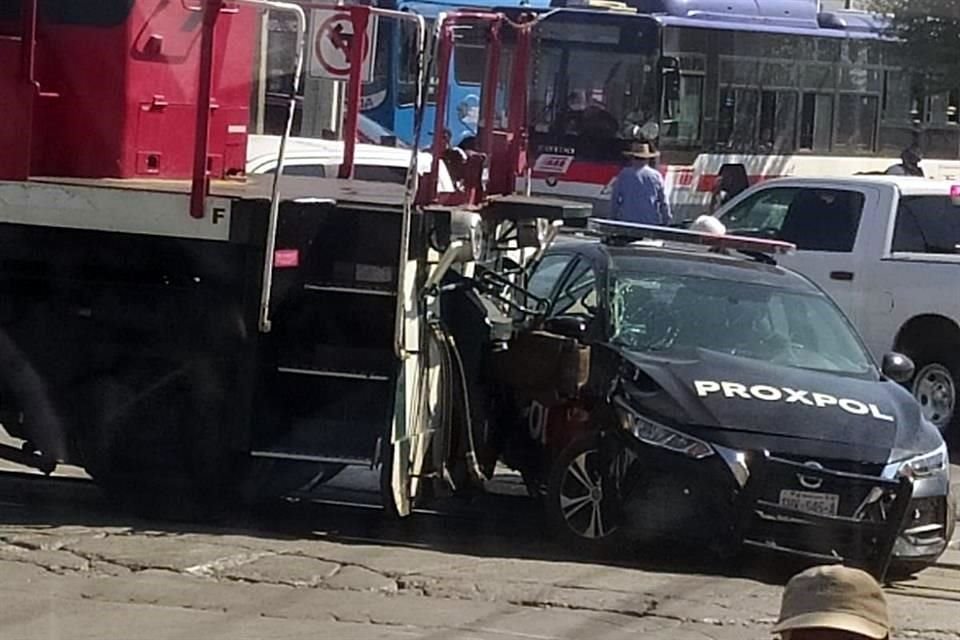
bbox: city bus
[260,0,548,147]
[360,0,551,147]
[507,0,960,217]
[277,0,960,217]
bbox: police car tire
[886,559,937,580]
[546,433,627,556]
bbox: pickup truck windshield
[611,271,875,377]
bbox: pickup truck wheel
[909,352,959,441]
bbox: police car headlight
[616,402,713,459]
[897,442,948,479]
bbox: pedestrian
[773,565,890,640]
[708,164,749,213]
[610,142,672,225]
[885,145,924,177]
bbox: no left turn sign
[309,9,377,81]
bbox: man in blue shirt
[610,142,672,225]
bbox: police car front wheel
[546,434,628,555]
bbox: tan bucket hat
[623,141,659,159]
[773,565,889,639]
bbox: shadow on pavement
[0,466,825,587]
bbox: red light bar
[588,219,796,256]
[950,185,960,207]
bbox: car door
[524,251,579,313]
[717,183,878,327]
[495,250,580,396]
[545,256,602,338]
[525,256,601,453]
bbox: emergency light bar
[588,219,796,256]
[559,0,638,11]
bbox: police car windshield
[610,272,875,377]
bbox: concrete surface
[0,458,958,640]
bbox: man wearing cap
[774,565,890,640]
[609,142,672,226]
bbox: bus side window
[799,92,833,152]
[662,73,704,146]
[718,88,759,151]
[758,90,797,152]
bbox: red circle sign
[314,13,370,77]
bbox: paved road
[0,461,958,640]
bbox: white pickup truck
[712,176,960,441]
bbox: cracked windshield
[0,0,958,638]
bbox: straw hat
[623,141,659,159]
[773,565,889,639]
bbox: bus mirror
[661,57,681,101]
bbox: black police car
[496,220,954,578]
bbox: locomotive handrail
[396,11,427,359]
[190,0,307,332]
[249,0,306,333]
[19,0,38,86]
[239,3,427,336]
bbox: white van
[246,135,454,192]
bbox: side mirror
[544,316,589,341]
[882,352,915,383]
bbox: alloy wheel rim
[558,447,632,540]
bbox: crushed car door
[493,257,598,450]
[495,252,585,402]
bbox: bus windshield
[527,13,661,161]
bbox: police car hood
[618,347,937,463]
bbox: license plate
[779,490,839,516]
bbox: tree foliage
[872,0,960,91]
